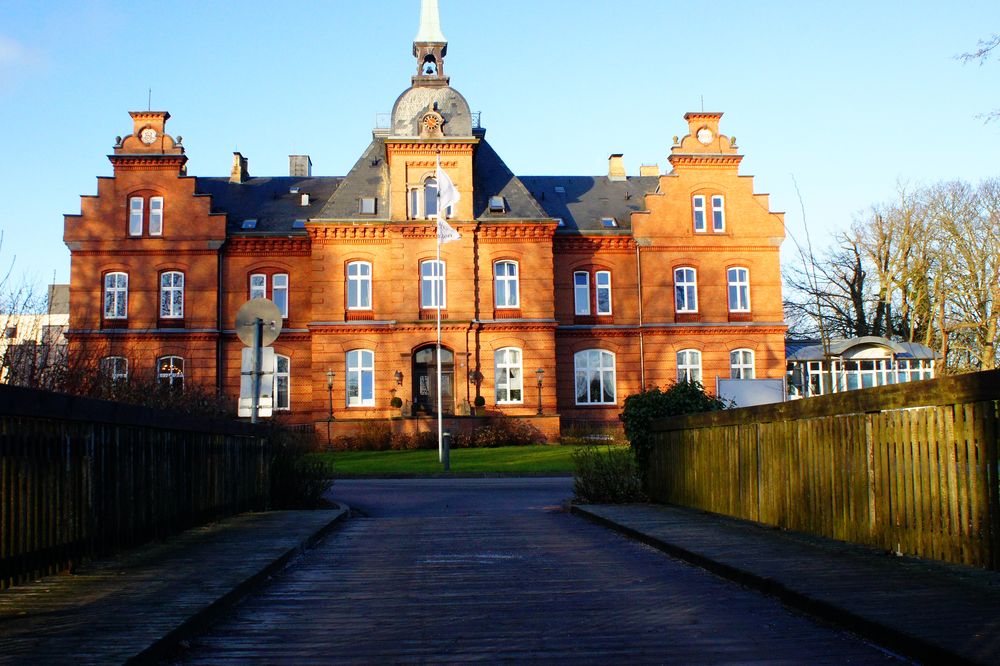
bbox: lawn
[312,445,591,475]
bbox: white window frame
[129,197,143,236]
[159,271,184,319]
[149,196,164,236]
[494,347,523,404]
[408,176,453,220]
[494,260,520,309]
[711,195,725,232]
[346,349,375,407]
[101,356,128,382]
[595,270,612,315]
[727,267,751,312]
[573,271,590,315]
[103,272,128,319]
[275,354,290,410]
[347,261,372,310]
[674,267,698,313]
[730,349,755,379]
[250,273,267,300]
[677,349,702,383]
[692,195,706,232]
[157,355,184,390]
[272,274,289,318]
[420,260,446,309]
[574,349,616,405]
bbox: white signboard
[239,346,275,417]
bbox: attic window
[601,217,618,228]
[289,187,300,194]
[359,197,377,215]
[242,219,258,229]
[554,186,566,195]
[488,196,506,213]
[555,218,565,227]
[292,219,307,229]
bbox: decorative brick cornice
[641,244,780,252]
[479,224,555,243]
[556,324,786,337]
[399,223,471,239]
[475,321,558,332]
[225,238,311,256]
[109,155,187,171]
[667,154,743,168]
[309,225,391,244]
[553,237,636,254]
[69,330,220,342]
[74,248,220,257]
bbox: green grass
[311,445,590,475]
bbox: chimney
[230,152,250,184]
[639,164,660,177]
[289,155,312,177]
[608,154,626,181]
[300,193,310,206]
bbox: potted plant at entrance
[473,395,486,417]
[390,395,403,418]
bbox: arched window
[159,271,184,319]
[495,347,523,403]
[727,267,750,312]
[677,349,702,383]
[157,356,184,390]
[347,261,372,310]
[103,272,128,319]
[730,349,755,379]
[674,268,698,313]
[422,55,438,75]
[574,349,616,405]
[420,260,446,309]
[101,356,128,382]
[424,178,439,218]
[346,349,374,407]
[275,354,290,410]
[408,176,453,219]
[494,261,519,308]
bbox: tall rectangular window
[495,347,523,403]
[346,349,374,407]
[250,274,266,300]
[692,195,706,232]
[159,271,184,319]
[347,261,372,309]
[103,272,128,319]
[421,260,446,309]
[727,267,750,312]
[730,349,755,379]
[149,197,164,236]
[574,349,616,405]
[272,274,289,317]
[101,356,128,382]
[674,268,698,313]
[275,355,290,410]
[595,271,612,315]
[677,349,702,382]
[129,197,144,236]
[711,195,725,232]
[494,261,519,308]
[573,271,590,315]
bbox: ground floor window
[494,347,523,403]
[346,349,374,407]
[275,354,290,410]
[574,349,616,405]
[157,356,184,390]
[677,349,702,383]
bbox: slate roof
[472,140,548,221]
[195,176,342,235]
[315,139,389,220]
[786,336,939,361]
[519,176,659,233]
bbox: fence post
[865,413,877,539]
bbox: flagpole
[436,153,444,464]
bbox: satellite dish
[235,299,283,347]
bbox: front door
[412,345,454,415]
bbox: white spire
[415,0,447,43]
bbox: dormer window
[242,219,258,230]
[292,219,306,229]
[359,197,377,215]
[488,196,506,214]
[601,217,617,228]
[408,176,453,220]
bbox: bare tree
[957,33,1000,122]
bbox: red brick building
[64,1,786,438]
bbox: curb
[128,506,350,664]
[334,472,573,479]
[570,505,963,666]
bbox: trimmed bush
[572,446,646,503]
[269,427,334,509]
[452,415,546,448]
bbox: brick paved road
[176,479,904,664]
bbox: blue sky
[1,0,998,288]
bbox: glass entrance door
[412,345,454,415]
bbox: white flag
[436,157,461,244]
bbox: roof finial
[415,0,446,43]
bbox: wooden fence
[648,369,1000,569]
[0,385,269,590]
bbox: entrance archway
[412,344,454,415]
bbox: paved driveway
[177,478,901,664]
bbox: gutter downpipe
[216,245,224,392]
[636,241,645,389]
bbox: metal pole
[251,317,262,424]
[442,431,450,471]
[436,153,444,465]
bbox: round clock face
[422,114,441,131]
[140,128,158,145]
[697,128,713,145]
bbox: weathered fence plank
[647,369,1000,570]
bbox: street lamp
[325,368,335,448]
[535,368,544,415]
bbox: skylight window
[555,218,565,227]
[242,219,258,229]
[554,186,566,195]
[488,196,506,213]
[359,197,377,215]
[292,219,306,229]
[601,217,618,228]
[289,187,300,194]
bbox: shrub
[455,415,546,448]
[621,380,728,475]
[560,420,627,447]
[356,421,392,451]
[572,446,646,503]
[268,427,334,509]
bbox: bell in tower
[413,0,449,87]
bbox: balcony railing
[374,111,482,130]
